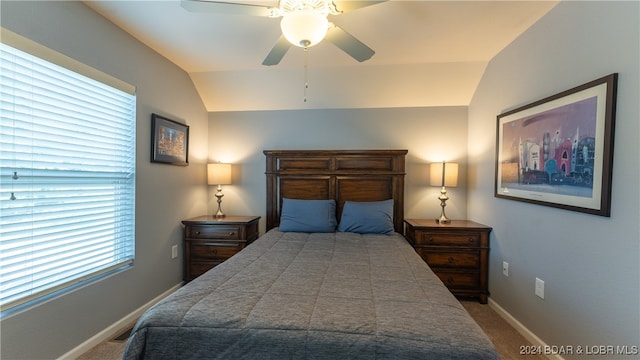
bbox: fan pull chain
[303,47,309,102]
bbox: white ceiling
[84,0,558,112]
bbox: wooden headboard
[264,150,408,233]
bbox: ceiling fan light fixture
[280,10,329,48]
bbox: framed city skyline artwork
[151,113,189,166]
[495,73,617,216]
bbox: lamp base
[436,216,451,225]
[214,188,225,218]
[436,186,450,224]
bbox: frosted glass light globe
[280,10,329,48]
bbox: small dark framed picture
[151,113,189,166]
[495,73,617,216]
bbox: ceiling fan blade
[325,24,375,62]
[333,1,387,14]
[262,35,291,66]
[180,0,273,17]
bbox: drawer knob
[468,238,474,242]
[210,249,218,255]
[428,237,434,242]
[229,232,236,236]
[195,231,200,235]
[448,256,455,264]
[447,276,454,284]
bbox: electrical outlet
[171,245,178,259]
[502,261,509,276]
[535,277,545,299]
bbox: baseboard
[488,298,564,360]
[57,283,183,360]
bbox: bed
[123,150,499,360]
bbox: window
[0,31,136,313]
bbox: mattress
[123,229,498,359]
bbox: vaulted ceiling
[84,1,557,112]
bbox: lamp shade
[207,163,231,185]
[429,162,458,187]
[280,10,328,48]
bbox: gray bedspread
[124,230,499,359]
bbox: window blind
[0,38,136,312]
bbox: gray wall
[468,2,639,358]
[0,2,209,359]
[208,107,471,233]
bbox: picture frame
[151,113,189,166]
[495,73,617,216]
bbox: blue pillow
[279,198,337,233]
[338,199,395,235]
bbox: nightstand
[181,215,260,282]
[404,219,492,303]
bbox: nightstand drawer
[187,225,241,240]
[435,270,479,289]
[420,250,479,268]
[190,242,243,260]
[188,262,221,279]
[415,232,479,247]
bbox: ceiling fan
[180,0,386,66]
